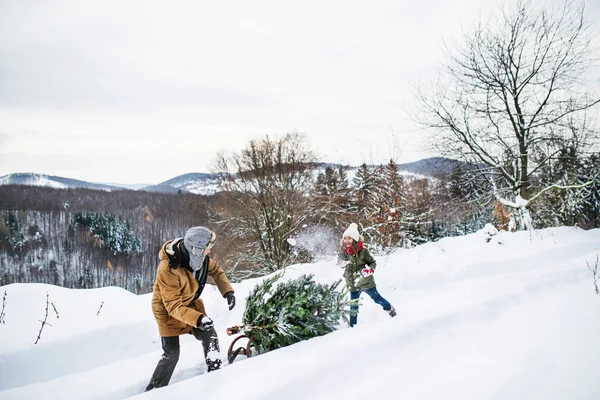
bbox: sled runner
[226,326,255,363]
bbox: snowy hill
[0,173,126,191]
[0,157,465,196]
[396,157,473,177]
[143,173,221,195]
[1,226,600,399]
[0,172,218,195]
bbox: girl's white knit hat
[343,223,360,242]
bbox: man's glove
[361,267,374,277]
[224,291,236,311]
[198,315,214,331]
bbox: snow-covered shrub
[481,223,499,243]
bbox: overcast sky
[1,0,599,185]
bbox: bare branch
[526,178,595,206]
[34,292,52,344]
[586,255,599,294]
[0,290,7,324]
[96,301,104,316]
[51,300,60,319]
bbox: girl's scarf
[346,241,364,255]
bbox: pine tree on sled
[226,273,353,363]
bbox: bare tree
[417,0,599,230]
[213,132,317,273]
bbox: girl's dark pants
[350,287,392,326]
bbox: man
[146,226,236,391]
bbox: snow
[1,226,600,399]
[180,179,221,196]
[0,174,69,189]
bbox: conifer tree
[234,273,350,353]
[352,163,375,213]
[353,160,409,249]
[310,166,352,231]
[578,153,600,228]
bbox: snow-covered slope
[145,173,221,195]
[0,173,124,191]
[1,227,599,399]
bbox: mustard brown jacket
[151,239,234,337]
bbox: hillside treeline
[0,166,457,293]
[0,186,214,293]
[1,134,599,294]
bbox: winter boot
[192,325,222,372]
[206,358,222,372]
[388,306,397,317]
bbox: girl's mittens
[361,267,374,277]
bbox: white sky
[1,0,599,184]
[1,226,599,399]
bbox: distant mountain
[142,173,221,195]
[396,157,472,177]
[0,158,468,195]
[140,184,189,194]
[103,182,150,190]
[0,172,221,196]
[0,173,126,191]
[315,157,469,179]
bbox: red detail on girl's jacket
[346,241,364,255]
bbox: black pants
[146,326,221,391]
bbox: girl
[340,223,396,326]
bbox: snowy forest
[1,0,599,294]
[1,133,598,294]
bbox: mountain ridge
[0,157,467,195]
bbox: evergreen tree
[2,213,27,254]
[353,160,408,249]
[429,165,492,237]
[578,153,600,228]
[337,166,349,192]
[310,166,352,233]
[349,163,377,243]
[234,273,350,353]
[74,212,142,255]
[374,161,407,248]
[530,145,599,228]
[404,178,437,244]
[352,163,375,213]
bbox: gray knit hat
[183,226,216,270]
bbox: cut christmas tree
[229,273,352,354]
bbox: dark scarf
[192,256,210,301]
